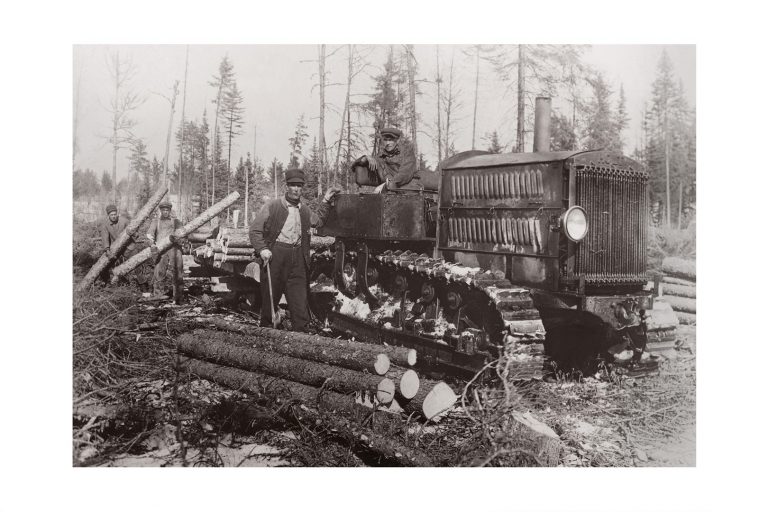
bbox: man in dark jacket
[249,168,340,331]
[353,127,420,192]
[99,204,144,284]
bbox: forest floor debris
[73,273,695,467]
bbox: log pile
[660,257,696,325]
[176,327,455,421]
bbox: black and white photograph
[8,2,768,510]
[71,43,696,469]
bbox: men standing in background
[249,168,341,331]
[147,201,184,300]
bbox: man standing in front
[249,168,340,332]
[146,201,184,300]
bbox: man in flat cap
[146,201,184,300]
[353,127,420,192]
[249,168,341,331]
[99,204,144,284]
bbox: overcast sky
[73,44,695,180]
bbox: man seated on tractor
[352,127,429,192]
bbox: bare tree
[435,45,443,162]
[471,45,480,149]
[157,81,180,184]
[177,46,189,217]
[105,51,144,203]
[404,44,419,158]
[318,44,327,194]
[442,47,462,157]
[208,56,235,205]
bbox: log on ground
[662,257,696,281]
[676,311,697,325]
[385,367,420,400]
[662,295,696,314]
[399,381,457,421]
[188,328,390,376]
[178,357,432,466]
[177,331,395,403]
[223,247,255,256]
[661,276,696,287]
[187,316,415,367]
[662,282,696,298]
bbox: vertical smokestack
[533,96,551,153]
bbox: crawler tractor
[308,97,676,379]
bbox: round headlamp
[562,206,588,242]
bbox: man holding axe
[249,167,341,331]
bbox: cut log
[222,247,255,256]
[110,191,240,282]
[662,282,696,299]
[385,367,420,400]
[662,257,696,281]
[177,331,395,403]
[661,276,696,288]
[400,381,457,421]
[188,232,213,243]
[76,183,168,293]
[676,311,696,325]
[186,328,391,377]
[222,254,253,263]
[663,295,696,314]
[186,316,415,367]
[177,357,432,466]
[504,411,563,467]
[223,233,251,247]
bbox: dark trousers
[153,246,184,296]
[261,242,309,331]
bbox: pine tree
[365,48,408,154]
[208,56,236,205]
[550,112,577,151]
[614,85,630,152]
[101,171,113,194]
[582,72,620,151]
[221,80,245,211]
[485,131,505,153]
[288,115,309,168]
[128,139,151,207]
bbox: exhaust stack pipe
[533,97,551,153]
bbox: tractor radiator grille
[574,165,648,285]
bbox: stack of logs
[176,319,458,423]
[660,256,696,325]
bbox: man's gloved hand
[323,185,343,203]
[364,155,378,171]
[260,249,272,264]
[169,234,178,245]
[104,247,112,259]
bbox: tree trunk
[110,191,240,281]
[661,276,696,287]
[177,331,395,403]
[222,247,254,256]
[221,254,253,263]
[318,44,326,194]
[661,257,696,281]
[662,295,696,314]
[472,45,480,150]
[435,45,443,162]
[76,183,169,293]
[211,81,224,205]
[503,410,563,467]
[184,328,392,376]
[163,81,179,185]
[185,316,414,368]
[399,381,457,421]
[386,367,419,400]
[405,44,419,157]
[178,357,433,466]
[516,44,526,152]
[112,52,119,204]
[177,46,189,217]
[661,282,696,299]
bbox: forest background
[72,44,695,229]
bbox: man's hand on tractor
[260,249,272,264]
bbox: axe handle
[266,261,279,329]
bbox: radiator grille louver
[574,165,648,285]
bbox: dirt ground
[72,270,696,468]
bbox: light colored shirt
[275,196,301,245]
